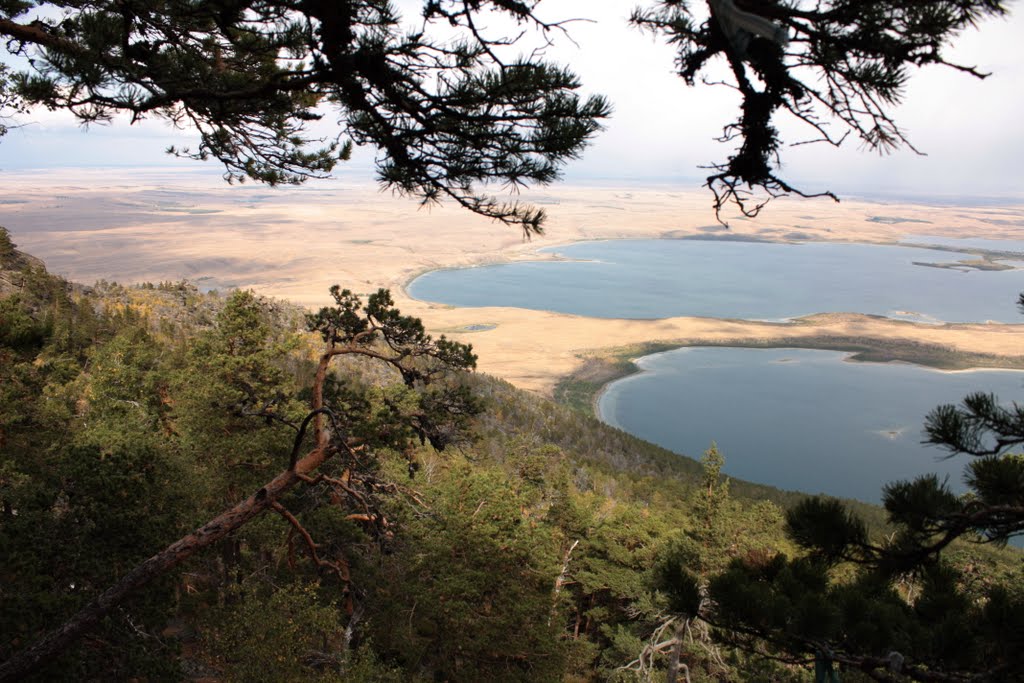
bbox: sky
[1,1,1022,202]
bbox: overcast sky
[1,1,1021,201]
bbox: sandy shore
[3,167,1024,395]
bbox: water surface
[598,348,1024,502]
[409,240,1024,322]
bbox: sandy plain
[2,167,1024,395]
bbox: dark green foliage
[369,464,566,682]
[308,286,371,346]
[711,554,844,645]
[966,453,1024,506]
[631,0,1008,218]
[307,286,480,452]
[696,443,729,539]
[201,581,404,682]
[0,295,47,350]
[308,287,478,385]
[786,497,868,563]
[0,256,195,679]
[75,326,171,449]
[711,550,1024,679]
[887,296,1024,552]
[1,443,189,680]
[0,226,15,258]
[172,289,306,510]
[654,553,702,617]
[882,475,961,539]
[184,289,302,424]
[925,391,1024,457]
[0,260,489,678]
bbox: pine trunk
[666,620,688,683]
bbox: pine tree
[705,292,1024,681]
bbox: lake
[409,239,1024,323]
[597,347,1024,502]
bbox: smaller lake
[408,240,1024,323]
[598,348,1024,503]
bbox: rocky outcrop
[0,227,49,298]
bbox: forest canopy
[0,0,1011,225]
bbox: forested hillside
[1,227,1020,682]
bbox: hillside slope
[1,231,1018,682]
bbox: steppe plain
[3,168,1023,395]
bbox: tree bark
[0,18,80,53]
[548,538,579,626]
[0,445,330,683]
[666,620,688,683]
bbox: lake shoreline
[401,235,1024,398]
[593,345,1024,505]
[554,334,1024,420]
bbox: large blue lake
[598,348,1024,502]
[409,239,1024,322]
